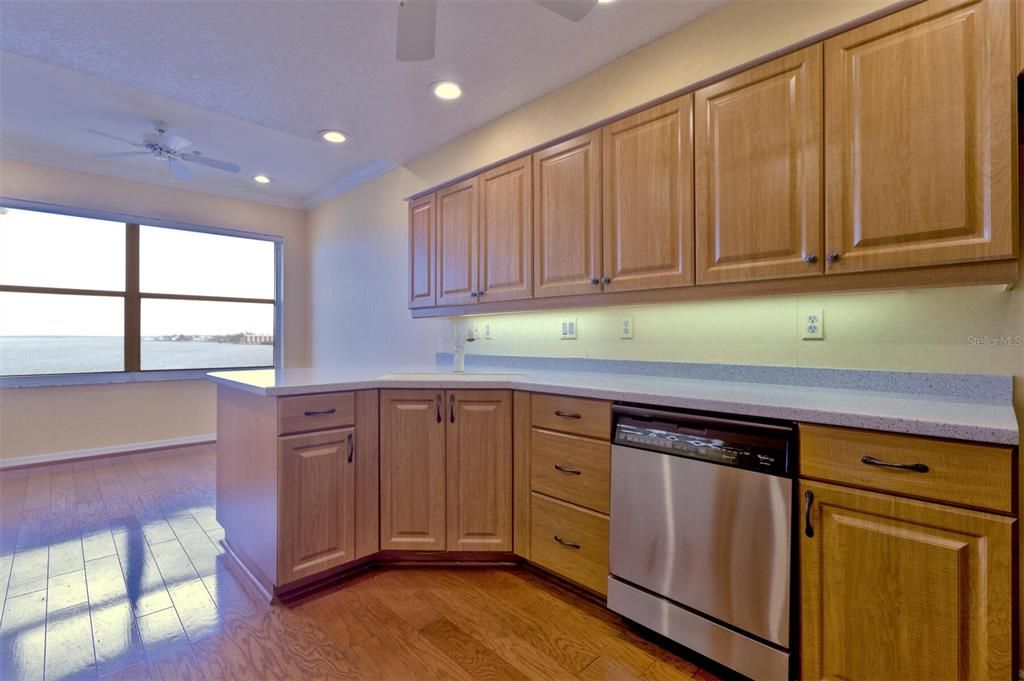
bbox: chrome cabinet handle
[554,464,582,475]
[826,251,841,263]
[860,456,929,473]
[601,276,611,284]
[803,490,814,538]
[449,394,456,424]
[304,408,336,416]
[347,432,354,464]
[554,535,581,550]
[590,278,600,285]
[435,394,442,423]
[803,254,818,264]
[469,291,479,297]
[554,410,582,420]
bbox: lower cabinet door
[278,428,356,584]
[446,390,513,551]
[800,480,1013,681]
[380,390,447,550]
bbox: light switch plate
[802,309,824,340]
[560,318,578,340]
[620,317,634,339]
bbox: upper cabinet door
[696,46,824,284]
[824,0,1015,273]
[533,132,603,298]
[478,158,533,303]
[602,95,695,292]
[446,390,513,552]
[408,194,436,309]
[437,178,479,306]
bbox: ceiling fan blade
[168,159,192,180]
[534,0,597,22]
[159,133,191,152]
[180,153,241,174]
[96,151,150,159]
[397,0,437,62]
[82,128,143,147]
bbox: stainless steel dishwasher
[607,404,796,681]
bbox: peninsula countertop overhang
[207,367,1020,446]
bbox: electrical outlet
[620,317,634,339]
[802,309,825,340]
[483,323,493,340]
[560,318,578,340]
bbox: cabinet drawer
[530,428,610,513]
[278,392,356,435]
[531,394,610,440]
[530,492,609,595]
[800,424,1014,513]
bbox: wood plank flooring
[0,445,727,681]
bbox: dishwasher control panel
[613,406,793,476]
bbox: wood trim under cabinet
[410,257,1019,318]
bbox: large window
[0,205,278,377]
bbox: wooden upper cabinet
[379,390,447,551]
[278,428,356,584]
[446,390,513,552]
[437,178,479,306]
[408,194,436,309]
[478,158,533,302]
[800,480,1013,681]
[533,132,603,298]
[602,95,695,292]
[696,46,823,284]
[824,0,1016,273]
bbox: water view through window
[0,207,277,376]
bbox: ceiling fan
[84,122,241,179]
[397,0,598,62]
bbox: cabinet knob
[826,251,841,263]
[803,254,818,264]
[601,276,611,285]
[590,278,600,285]
[469,291,478,297]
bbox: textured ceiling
[0,0,725,208]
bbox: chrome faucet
[453,328,477,373]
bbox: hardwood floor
[0,445,725,681]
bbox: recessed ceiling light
[318,129,348,144]
[431,81,463,100]
[252,174,272,184]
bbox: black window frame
[0,199,283,381]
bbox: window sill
[0,367,273,389]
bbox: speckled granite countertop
[208,361,1018,446]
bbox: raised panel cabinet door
[478,157,533,302]
[824,0,1015,273]
[380,390,447,550]
[408,194,436,309]
[437,178,479,306]
[800,480,1013,681]
[278,427,356,584]
[696,45,824,284]
[533,132,603,298]
[602,95,695,292]
[446,390,513,552]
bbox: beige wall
[0,158,309,461]
[309,0,1022,425]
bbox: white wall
[0,158,309,462]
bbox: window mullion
[125,224,141,372]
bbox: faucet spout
[453,328,477,373]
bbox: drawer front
[530,428,610,513]
[278,392,356,435]
[530,492,609,595]
[800,424,1014,513]
[531,394,611,440]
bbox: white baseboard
[0,433,216,469]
